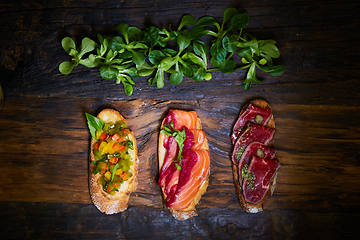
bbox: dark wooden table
[1,0,359,239]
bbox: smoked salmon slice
[158,136,178,187]
[167,149,210,210]
[164,110,199,130]
[190,129,205,150]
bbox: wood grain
[0,0,359,238]
[0,96,359,211]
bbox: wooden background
[0,0,359,239]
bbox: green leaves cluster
[59,8,284,96]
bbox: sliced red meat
[243,156,279,204]
[231,103,272,144]
[232,122,275,164]
[237,142,276,185]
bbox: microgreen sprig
[160,122,186,170]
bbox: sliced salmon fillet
[167,149,210,210]
[158,136,178,187]
[190,129,205,150]
[165,110,199,130]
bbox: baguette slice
[232,99,277,213]
[89,109,138,214]
[158,110,210,220]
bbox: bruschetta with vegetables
[86,109,138,214]
[231,99,279,213]
[158,109,210,220]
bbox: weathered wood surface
[0,0,360,239]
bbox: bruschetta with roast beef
[158,109,210,220]
[86,109,138,214]
[231,99,279,213]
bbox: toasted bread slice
[158,111,210,220]
[89,109,138,214]
[232,99,277,213]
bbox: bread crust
[158,111,209,220]
[89,109,138,214]
[232,99,276,213]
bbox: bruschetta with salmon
[158,109,210,220]
[86,109,138,214]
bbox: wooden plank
[1,202,358,239]
[1,96,359,211]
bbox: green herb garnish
[60,8,284,96]
[241,164,255,190]
[161,122,186,170]
[110,163,119,182]
[85,113,104,140]
[236,147,245,160]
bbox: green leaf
[138,68,154,76]
[192,67,207,82]
[59,61,74,75]
[130,42,148,49]
[210,39,227,62]
[159,57,177,71]
[162,48,177,57]
[99,65,118,80]
[61,37,76,55]
[193,41,208,68]
[99,38,109,56]
[223,8,238,26]
[137,63,155,76]
[105,49,117,62]
[149,50,165,65]
[210,57,236,73]
[230,13,249,30]
[97,33,104,44]
[243,62,257,90]
[144,26,165,48]
[185,52,206,69]
[128,26,143,42]
[85,112,104,140]
[117,23,129,44]
[169,71,183,85]
[79,54,99,68]
[69,49,78,57]
[79,37,96,57]
[155,69,164,88]
[195,16,218,28]
[259,40,280,58]
[222,36,233,53]
[258,64,285,76]
[123,82,133,96]
[178,15,195,31]
[177,35,191,52]
[131,50,145,66]
[109,36,124,52]
[241,57,249,64]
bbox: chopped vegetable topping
[86,113,134,194]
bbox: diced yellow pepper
[96,130,103,140]
[115,169,123,175]
[104,171,112,181]
[98,141,108,154]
